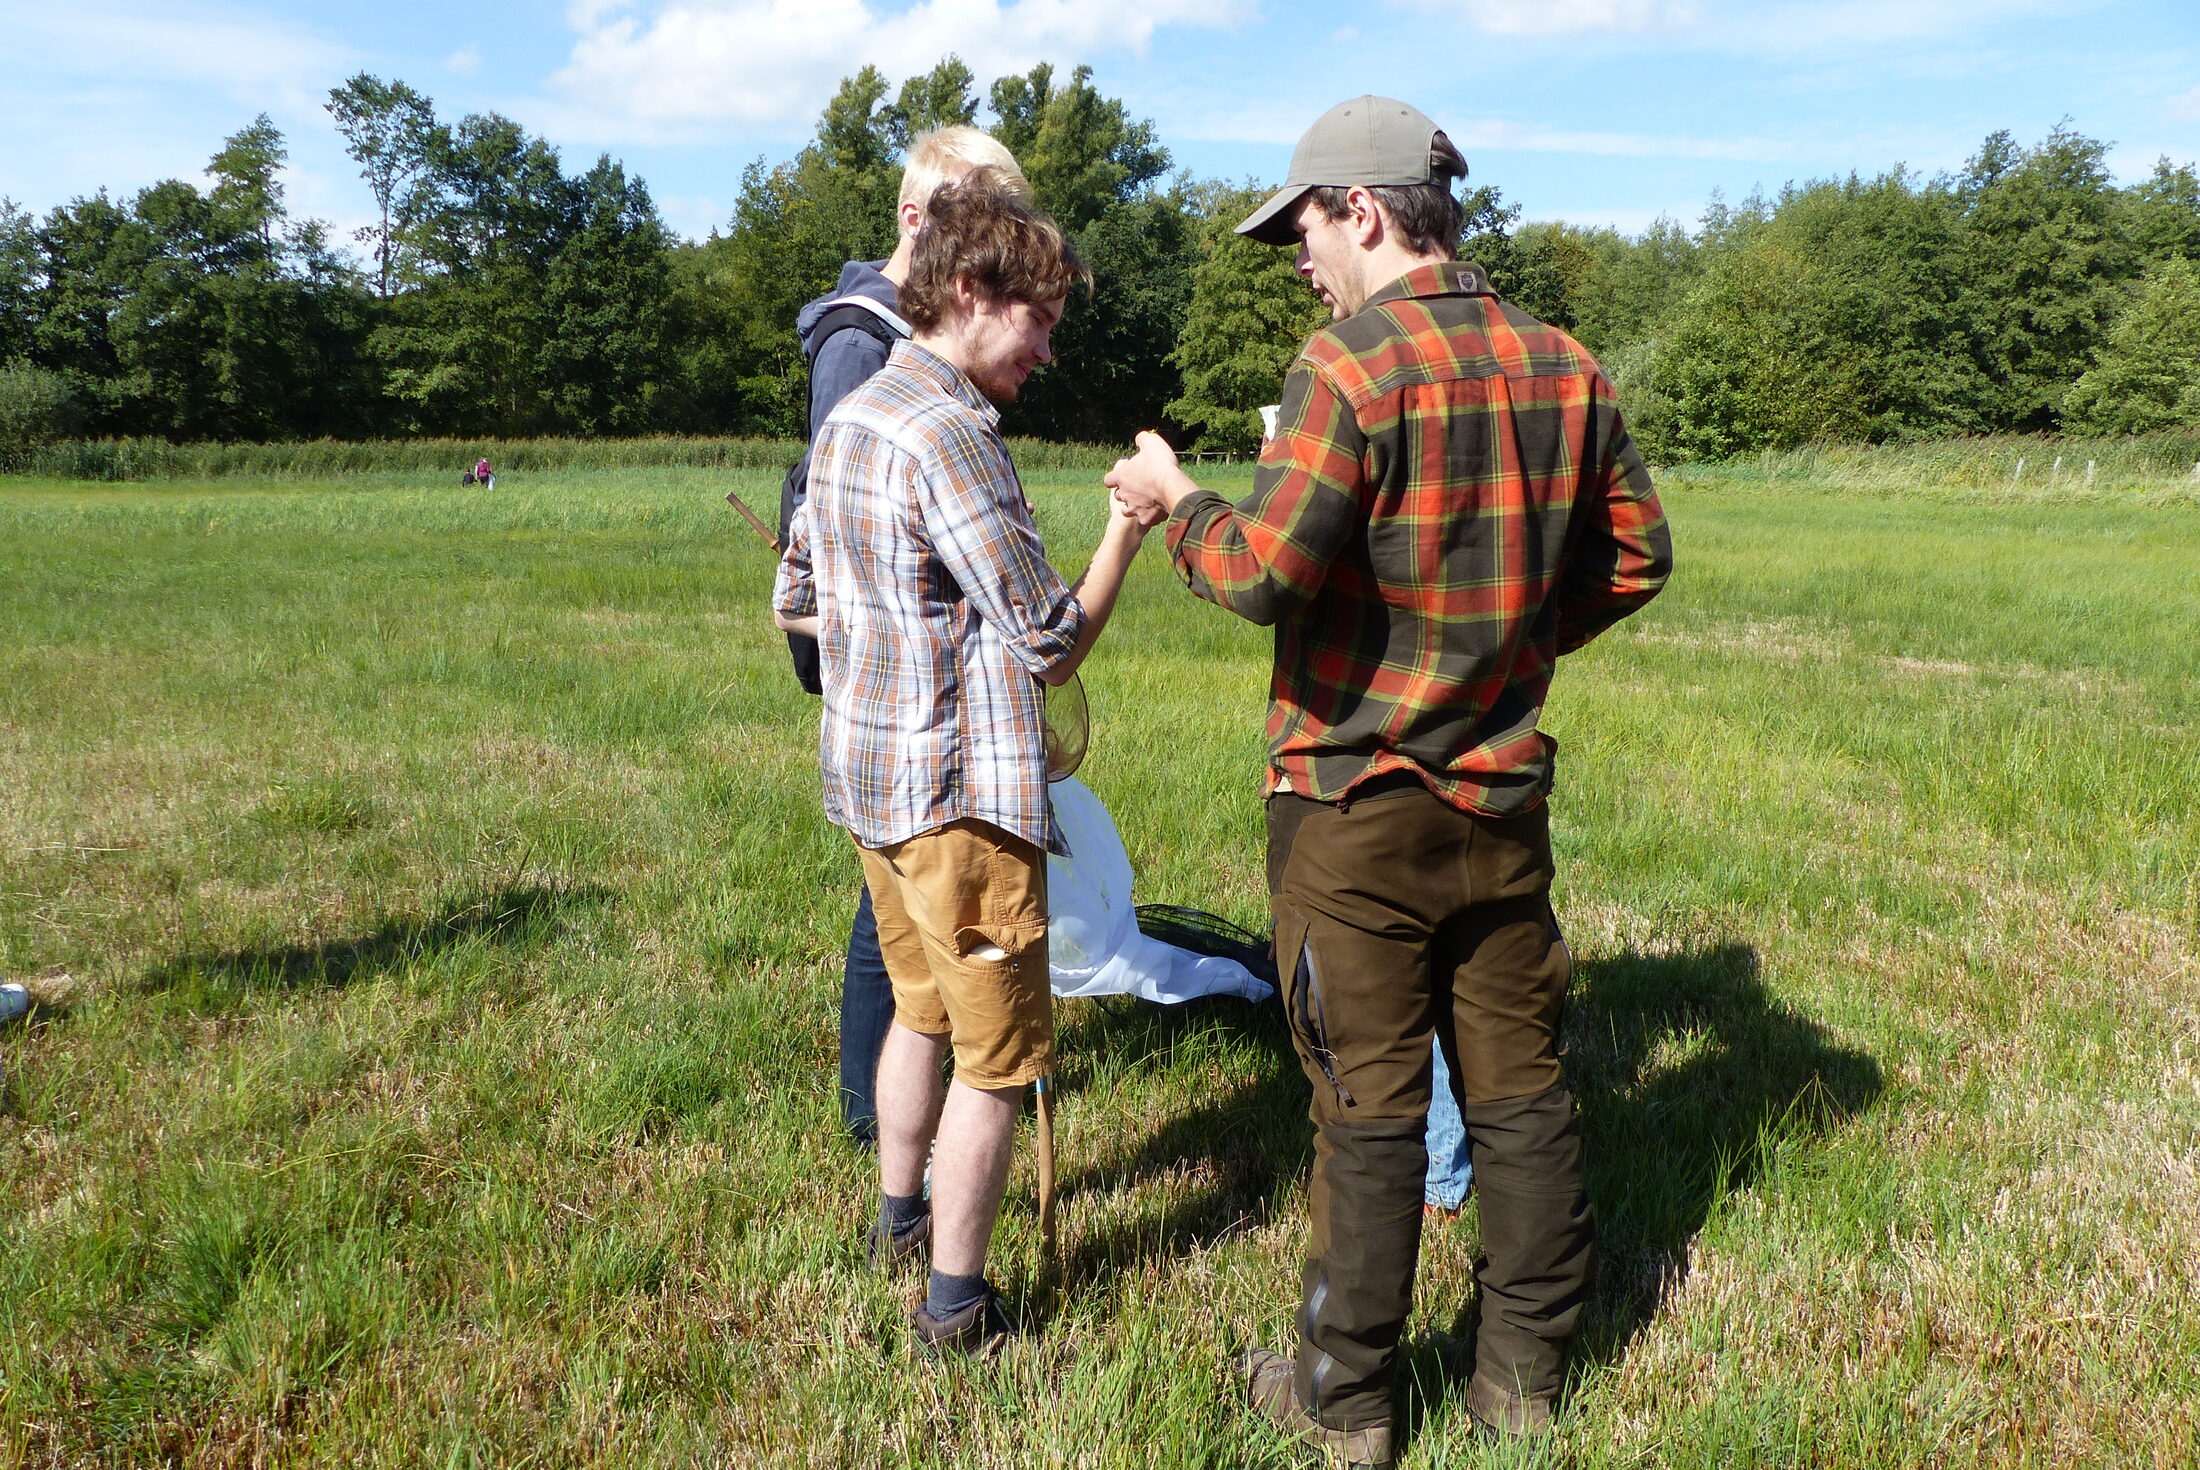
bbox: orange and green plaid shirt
[1164,260,1672,816]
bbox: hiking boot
[867,1210,931,1268]
[911,1285,1011,1360]
[1237,1347,1395,1470]
[1465,1374,1554,1438]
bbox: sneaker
[0,984,28,1025]
[910,1285,1011,1360]
[867,1210,931,1268]
[1237,1347,1395,1470]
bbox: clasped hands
[1105,430,1199,530]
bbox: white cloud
[1407,0,2065,50]
[1174,102,1775,163]
[5,3,354,100]
[0,4,365,220]
[654,191,733,239]
[445,44,484,76]
[1453,119,1776,161]
[1455,0,1698,36]
[1714,0,2063,54]
[544,0,1252,140]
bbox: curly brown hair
[898,167,1092,331]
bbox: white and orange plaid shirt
[774,341,1085,854]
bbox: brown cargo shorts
[854,819,1053,1089]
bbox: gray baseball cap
[1236,96,1465,245]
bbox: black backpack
[781,298,908,695]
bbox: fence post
[2085,460,2097,486]
[2013,457,2026,482]
[2051,455,2064,484]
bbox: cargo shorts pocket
[937,919,1053,1088]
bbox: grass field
[2,464,2196,1468]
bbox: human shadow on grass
[1042,989,1308,1303]
[1398,940,1885,1442]
[1018,938,1880,1398]
[137,882,611,1013]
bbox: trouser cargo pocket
[1277,908,1354,1111]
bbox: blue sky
[4,0,2198,246]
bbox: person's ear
[899,199,925,239]
[951,274,980,315]
[1346,186,1384,249]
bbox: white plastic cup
[1258,404,1281,442]
[0,983,29,1024]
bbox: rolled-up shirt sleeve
[773,501,817,619]
[919,417,1084,676]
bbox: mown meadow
[1,460,2195,1467]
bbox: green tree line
[4,61,2198,461]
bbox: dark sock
[882,1192,928,1237]
[926,1268,988,1320]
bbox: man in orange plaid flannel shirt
[1110,97,1671,1465]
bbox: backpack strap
[803,295,911,362]
[800,295,911,444]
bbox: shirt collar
[892,339,1003,427]
[1361,260,1495,314]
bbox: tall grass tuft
[1665,429,2200,500]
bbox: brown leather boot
[866,1209,930,1268]
[1465,1374,1554,1437]
[910,1286,1010,1361]
[1239,1348,1396,1470]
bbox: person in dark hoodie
[789,126,1033,1153]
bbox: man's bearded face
[961,291,1066,404]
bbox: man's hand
[1105,430,1199,526]
[1112,487,1169,529]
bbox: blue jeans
[839,885,895,1148]
[1425,1038,1474,1209]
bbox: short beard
[968,366,1024,404]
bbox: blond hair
[899,126,1029,210]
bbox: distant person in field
[474,457,494,490]
[782,126,1032,1156]
[774,176,1152,1355]
[1108,97,1672,1462]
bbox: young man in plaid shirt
[775,174,1153,1354]
[1110,98,1672,1464]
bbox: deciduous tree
[1167,183,1326,451]
[326,75,438,299]
[2063,256,2200,433]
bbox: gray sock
[926,1268,987,1320]
[882,1192,928,1236]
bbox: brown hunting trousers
[1267,778,1595,1431]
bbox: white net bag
[1045,777,1273,1005]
